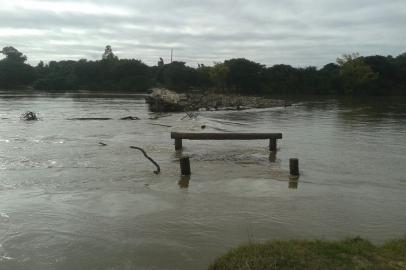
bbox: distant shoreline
[1,87,406,98]
[1,47,406,96]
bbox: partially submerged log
[120,116,140,120]
[148,123,172,127]
[67,116,140,121]
[145,88,291,112]
[67,117,112,120]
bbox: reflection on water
[288,180,299,190]
[269,152,277,162]
[178,176,191,189]
[0,92,405,270]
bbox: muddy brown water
[1,92,405,269]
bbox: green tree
[223,58,265,93]
[162,61,197,90]
[0,46,27,63]
[337,53,378,95]
[264,64,298,94]
[33,60,79,91]
[394,53,406,95]
[102,45,118,61]
[0,46,35,89]
[195,64,212,89]
[209,62,229,91]
[111,59,151,91]
[319,63,342,94]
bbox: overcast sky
[0,0,405,67]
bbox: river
[0,91,405,269]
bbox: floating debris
[21,111,38,121]
[181,111,199,120]
[148,123,172,128]
[120,116,140,120]
[67,118,112,120]
[67,117,140,121]
[98,142,107,146]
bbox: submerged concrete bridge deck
[170,132,282,151]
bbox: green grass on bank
[209,237,406,270]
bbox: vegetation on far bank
[1,45,406,96]
[209,237,406,270]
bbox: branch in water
[130,146,161,174]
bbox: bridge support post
[175,139,182,150]
[269,138,277,151]
[180,157,191,176]
[289,158,299,176]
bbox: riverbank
[209,238,406,270]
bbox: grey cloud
[0,0,405,67]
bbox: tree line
[1,45,405,96]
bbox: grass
[209,237,406,270]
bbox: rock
[145,88,292,112]
[145,88,187,112]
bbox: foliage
[264,64,299,94]
[0,47,35,89]
[102,45,118,61]
[209,237,406,270]
[32,57,151,92]
[209,62,229,91]
[223,58,265,93]
[1,46,27,63]
[161,61,197,90]
[195,64,212,89]
[336,53,378,95]
[0,46,405,95]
